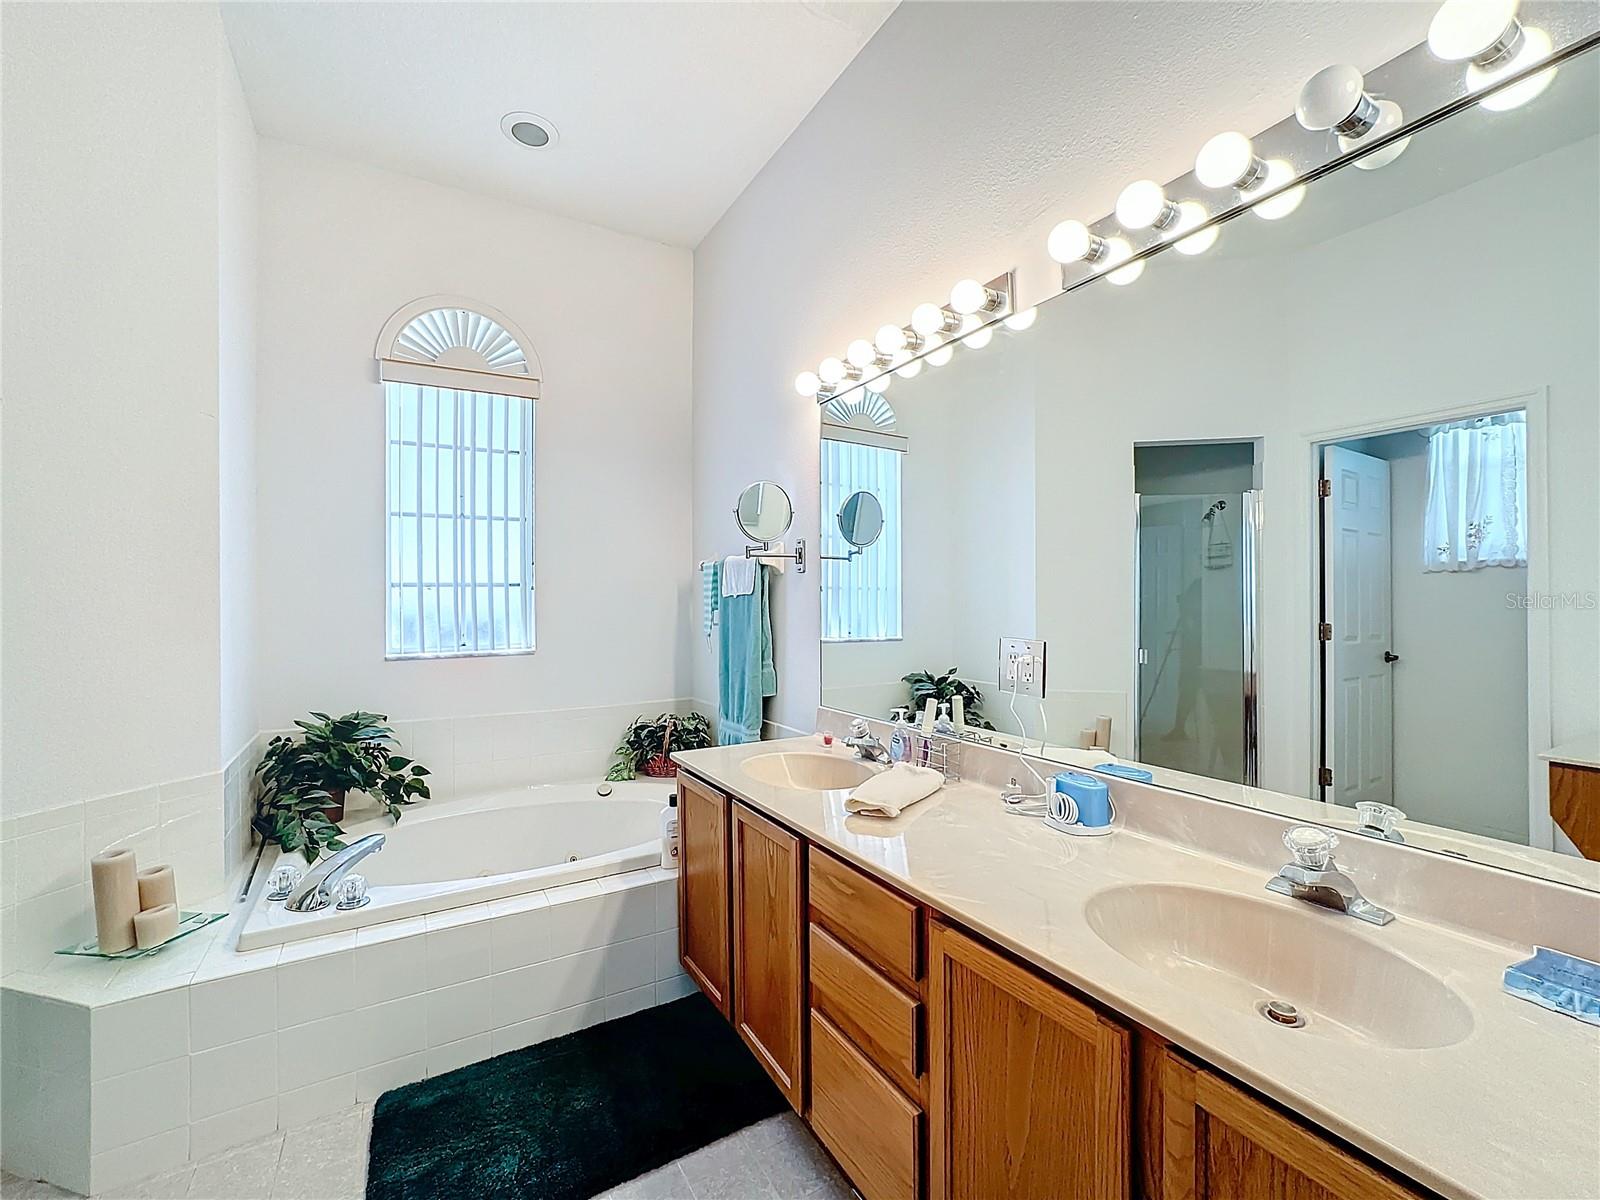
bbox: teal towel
[717,564,777,745]
[701,560,721,640]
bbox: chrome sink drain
[1257,999,1306,1028]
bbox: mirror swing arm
[743,534,806,573]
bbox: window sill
[385,648,537,662]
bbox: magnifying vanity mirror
[820,42,1600,891]
[735,480,794,544]
[835,491,885,554]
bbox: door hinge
[1318,766,1334,787]
[1318,622,1333,641]
[1318,477,1332,498]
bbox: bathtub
[236,779,670,950]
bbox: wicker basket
[641,755,678,778]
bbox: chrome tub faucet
[1266,826,1393,926]
[285,833,386,912]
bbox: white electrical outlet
[998,637,1047,699]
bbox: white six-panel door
[1322,445,1395,807]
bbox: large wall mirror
[820,43,1599,891]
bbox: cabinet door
[1161,1052,1426,1200]
[677,774,731,1017]
[732,801,804,1108]
[927,920,1131,1200]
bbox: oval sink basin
[1084,883,1473,1050]
[741,752,878,792]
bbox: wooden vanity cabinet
[1160,1051,1428,1200]
[926,918,1132,1200]
[676,774,731,1017]
[674,770,1440,1200]
[730,801,805,1109]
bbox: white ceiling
[221,1,897,247]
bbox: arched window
[820,390,903,642]
[376,298,541,659]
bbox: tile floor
[1,1105,854,1200]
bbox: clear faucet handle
[849,717,871,738]
[1355,801,1405,835]
[1284,825,1338,869]
[266,863,303,901]
[335,874,369,910]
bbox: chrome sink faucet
[285,833,386,912]
[844,718,890,765]
[1266,826,1393,926]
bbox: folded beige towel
[845,763,945,818]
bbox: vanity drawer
[809,1009,922,1200]
[809,922,922,1097]
[809,849,921,989]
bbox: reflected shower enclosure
[1135,488,1261,785]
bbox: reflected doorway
[1134,442,1261,786]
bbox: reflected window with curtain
[1422,411,1527,572]
[820,434,903,641]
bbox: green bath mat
[366,994,786,1200]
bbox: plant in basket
[606,712,713,782]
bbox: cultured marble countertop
[675,737,1600,1200]
[1543,736,1600,771]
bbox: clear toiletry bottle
[660,793,679,871]
[934,702,959,738]
[889,707,913,763]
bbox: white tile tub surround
[0,865,685,1196]
[0,748,254,978]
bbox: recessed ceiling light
[500,111,558,150]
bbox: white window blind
[386,383,535,657]
[820,437,903,641]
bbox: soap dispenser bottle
[888,707,913,764]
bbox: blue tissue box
[1503,946,1600,1026]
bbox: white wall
[254,142,694,730]
[692,0,1430,734]
[1,3,229,817]
[218,34,260,766]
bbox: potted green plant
[606,712,714,781]
[252,711,431,863]
[901,667,996,730]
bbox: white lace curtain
[1422,411,1527,572]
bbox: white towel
[721,555,757,597]
[845,763,945,818]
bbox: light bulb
[1116,180,1178,230]
[1341,99,1410,170]
[1194,131,1265,190]
[911,302,950,336]
[895,357,923,379]
[818,357,846,385]
[1102,237,1144,286]
[1003,307,1037,331]
[1170,202,1218,256]
[964,326,993,350]
[871,370,893,392]
[949,279,994,315]
[794,371,821,398]
[1248,159,1306,221]
[1469,26,1556,110]
[1429,0,1523,63]
[1047,219,1105,264]
[875,324,908,354]
[1297,64,1379,137]
[846,339,878,369]
[926,340,954,367]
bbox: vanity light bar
[807,271,1015,404]
[1042,0,1588,297]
